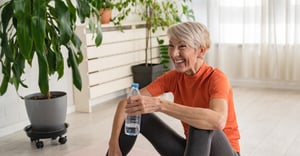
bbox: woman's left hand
[125,95,161,115]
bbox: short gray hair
[167,21,211,49]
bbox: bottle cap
[131,83,139,89]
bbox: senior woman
[107,21,240,156]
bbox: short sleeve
[208,69,231,99]
[146,70,178,96]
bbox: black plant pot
[131,63,164,89]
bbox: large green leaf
[12,52,27,91]
[14,0,33,59]
[1,1,13,33]
[71,33,82,53]
[67,46,82,91]
[71,33,83,64]
[46,47,64,79]
[0,34,12,61]
[55,51,64,79]
[66,0,77,25]
[0,75,9,95]
[44,11,64,79]
[46,48,56,75]
[54,0,72,45]
[46,18,60,57]
[37,52,49,95]
[76,0,91,23]
[0,61,11,95]
[32,0,46,53]
[95,21,103,46]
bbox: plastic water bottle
[125,83,141,136]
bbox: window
[198,0,300,44]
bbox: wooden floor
[0,87,300,156]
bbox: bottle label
[125,115,141,136]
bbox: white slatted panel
[74,23,166,112]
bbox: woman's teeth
[175,59,184,64]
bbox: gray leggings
[108,113,239,156]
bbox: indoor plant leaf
[95,21,103,46]
[54,0,72,45]
[37,52,50,95]
[67,46,82,91]
[76,0,91,23]
[1,1,13,61]
[14,0,33,59]
[0,61,11,95]
[32,0,46,53]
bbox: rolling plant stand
[24,123,68,148]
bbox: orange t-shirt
[146,62,240,152]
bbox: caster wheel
[24,125,31,132]
[58,136,67,144]
[36,141,44,148]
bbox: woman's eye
[168,44,174,48]
[179,45,187,50]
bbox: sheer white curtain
[194,0,300,87]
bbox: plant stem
[47,91,51,99]
[145,4,153,67]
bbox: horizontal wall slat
[89,65,132,86]
[88,50,144,72]
[87,36,167,59]
[90,77,133,99]
[87,49,160,73]
[87,39,146,59]
[86,27,168,46]
[86,28,146,46]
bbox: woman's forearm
[159,98,228,130]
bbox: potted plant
[0,0,102,148]
[98,0,114,24]
[114,0,194,88]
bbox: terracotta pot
[99,8,112,24]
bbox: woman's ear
[198,47,206,59]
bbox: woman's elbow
[214,116,227,130]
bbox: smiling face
[166,22,211,75]
[168,39,205,75]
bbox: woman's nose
[169,49,179,57]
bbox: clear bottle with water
[125,83,141,136]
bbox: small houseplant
[98,0,114,24]
[0,0,103,147]
[113,0,194,87]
